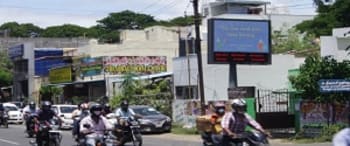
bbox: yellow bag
[196,115,212,132]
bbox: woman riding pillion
[221,98,271,146]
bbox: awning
[47,79,105,86]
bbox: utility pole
[192,0,206,115]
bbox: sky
[0,0,317,28]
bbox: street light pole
[192,0,206,115]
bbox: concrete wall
[320,27,350,61]
[0,37,89,50]
[173,54,304,101]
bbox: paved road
[0,124,331,146]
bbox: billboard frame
[208,18,272,65]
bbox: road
[0,124,331,146]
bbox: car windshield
[12,103,21,108]
[5,106,18,111]
[60,106,77,113]
[132,107,160,116]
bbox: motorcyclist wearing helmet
[36,101,60,146]
[24,101,38,132]
[72,102,89,140]
[102,103,112,116]
[79,104,112,146]
[210,102,226,146]
[115,100,142,126]
[221,98,270,146]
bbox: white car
[52,104,77,129]
[3,103,23,124]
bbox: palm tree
[40,85,63,103]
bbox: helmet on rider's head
[41,101,52,111]
[214,102,226,116]
[81,103,89,111]
[120,100,129,112]
[29,101,36,110]
[231,98,247,114]
[90,104,102,117]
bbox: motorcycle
[228,131,270,146]
[26,113,39,138]
[72,111,90,143]
[30,118,62,146]
[80,124,118,146]
[0,110,9,128]
[115,117,143,146]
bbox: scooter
[29,118,62,146]
[229,131,270,146]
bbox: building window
[175,85,198,99]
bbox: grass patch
[171,124,199,135]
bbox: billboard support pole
[193,0,206,115]
[229,63,238,88]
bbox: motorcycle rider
[102,103,112,116]
[72,102,89,141]
[115,100,142,126]
[209,102,226,146]
[24,101,38,133]
[221,98,270,146]
[80,104,113,146]
[35,101,60,146]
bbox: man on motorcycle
[102,103,112,116]
[115,100,142,126]
[221,98,270,146]
[209,102,226,146]
[72,102,89,140]
[24,101,38,133]
[80,104,113,146]
[35,101,61,146]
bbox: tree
[168,16,195,26]
[272,27,319,56]
[97,10,157,30]
[42,24,89,38]
[289,55,350,123]
[0,22,43,37]
[39,85,63,103]
[0,50,13,88]
[296,0,350,36]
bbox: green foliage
[272,27,319,56]
[296,0,350,36]
[109,73,173,117]
[0,22,43,37]
[97,10,157,30]
[289,55,350,102]
[168,16,195,26]
[42,24,89,38]
[0,50,13,87]
[39,85,63,102]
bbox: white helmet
[231,98,247,113]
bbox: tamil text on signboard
[49,66,72,84]
[104,56,167,75]
[319,79,350,92]
[208,19,271,64]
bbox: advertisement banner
[49,66,72,84]
[227,87,255,99]
[208,19,271,64]
[104,56,167,75]
[79,57,103,77]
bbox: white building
[320,27,350,61]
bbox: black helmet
[41,101,51,111]
[214,102,226,116]
[90,104,102,116]
[120,100,129,111]
[104,103,111,110]
[29,101,36,110]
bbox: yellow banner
[49,66,72,84]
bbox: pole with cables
[192,0,206,115]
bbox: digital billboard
[208,19,271,64]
